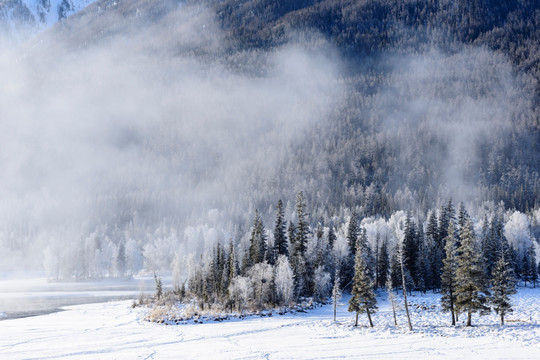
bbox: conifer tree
[332,269,341,322]
[273,199,288,259]
[529,244,538,288]
[376,237,390,288]
[455,220,490,326]
[327,226,336,249]
[287,221,296,259]
[403,211,418,285]
[295,191,309,257]
[398,241,413,331]
[249,209,267,265]
[348,239,377,327]
[441,222,458,325]
[491,251,517,326]
[347,213,360,255]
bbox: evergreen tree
[390,252,402,290]
[455,220,490,326]
[332,269,341,322]
[249,209,267,265]
[273,199,288,259]
[348,239,377,327]
[441,222,458,325]
[294,191,309,257]
[116,241,126,278]
[154,273,163,301]
[347,213,360,255]
[491,251,517,326]
[376,237,390,288]
[287,221,296,259]
[327,226,336,249]
[529,244,538,288]
[403,211,419,286]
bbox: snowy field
[0,289,539,359]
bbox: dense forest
[0,0,539,311]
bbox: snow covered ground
[0,288,539,359]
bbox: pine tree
[294,191,309,257]
[348,239,377,327]
[455,220,490,326]
[347,213,360,255]
[376,237,390,288]
[116,241,126,278]
[287,221,296,259]
[249,210,267,266]
[441,222,458,325]
[154,273,163,301]
[529,244,538,288]
[403,211,418,286]
[273,199,288,259]
[398,241,413,331]
[327,226,336,249]
[332,269,342,322]
[491,252,517,326]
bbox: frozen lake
[0,276,164,320]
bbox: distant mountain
[0,0,95,40]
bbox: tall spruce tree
[249,209,267,266]
[491,251,517,326]
[441,222,458,325]
[347,213,360,255]
[273,199,288,259]
[403,211,419,286]
[376,237,390,288]
[455,220,490,326]
[294,191,309,257]
[348,238,377,327]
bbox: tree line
[180,193,537,327]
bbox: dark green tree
[441,222,458,325]
[273,199,288,259]
[491,251,517,326]
[348,239,377,327]
[455,220,490,327]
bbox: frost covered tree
[441,222,458,325]
[455,220,490,326]
[249,262,274,309]
[348,239,377,327]
[313,265,331,301]
[332,269,341,322]
[491,251,517,326]
[274,255,294,307]
[386,276,399,326]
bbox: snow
[1,289,539,359]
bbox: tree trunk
[392,303,397,326]
[501,313,504,326]
[355,312,359,327]
[333,300,337,322]
[466,311,472,327]
[366,309,374,327]
[450,294,455,326]
[400,248,413,331]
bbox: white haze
[0,3,344,271]
[0,2,534,273]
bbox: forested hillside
[0,0,538,295]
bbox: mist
[0,2,344,272]
[0,1,536,276]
